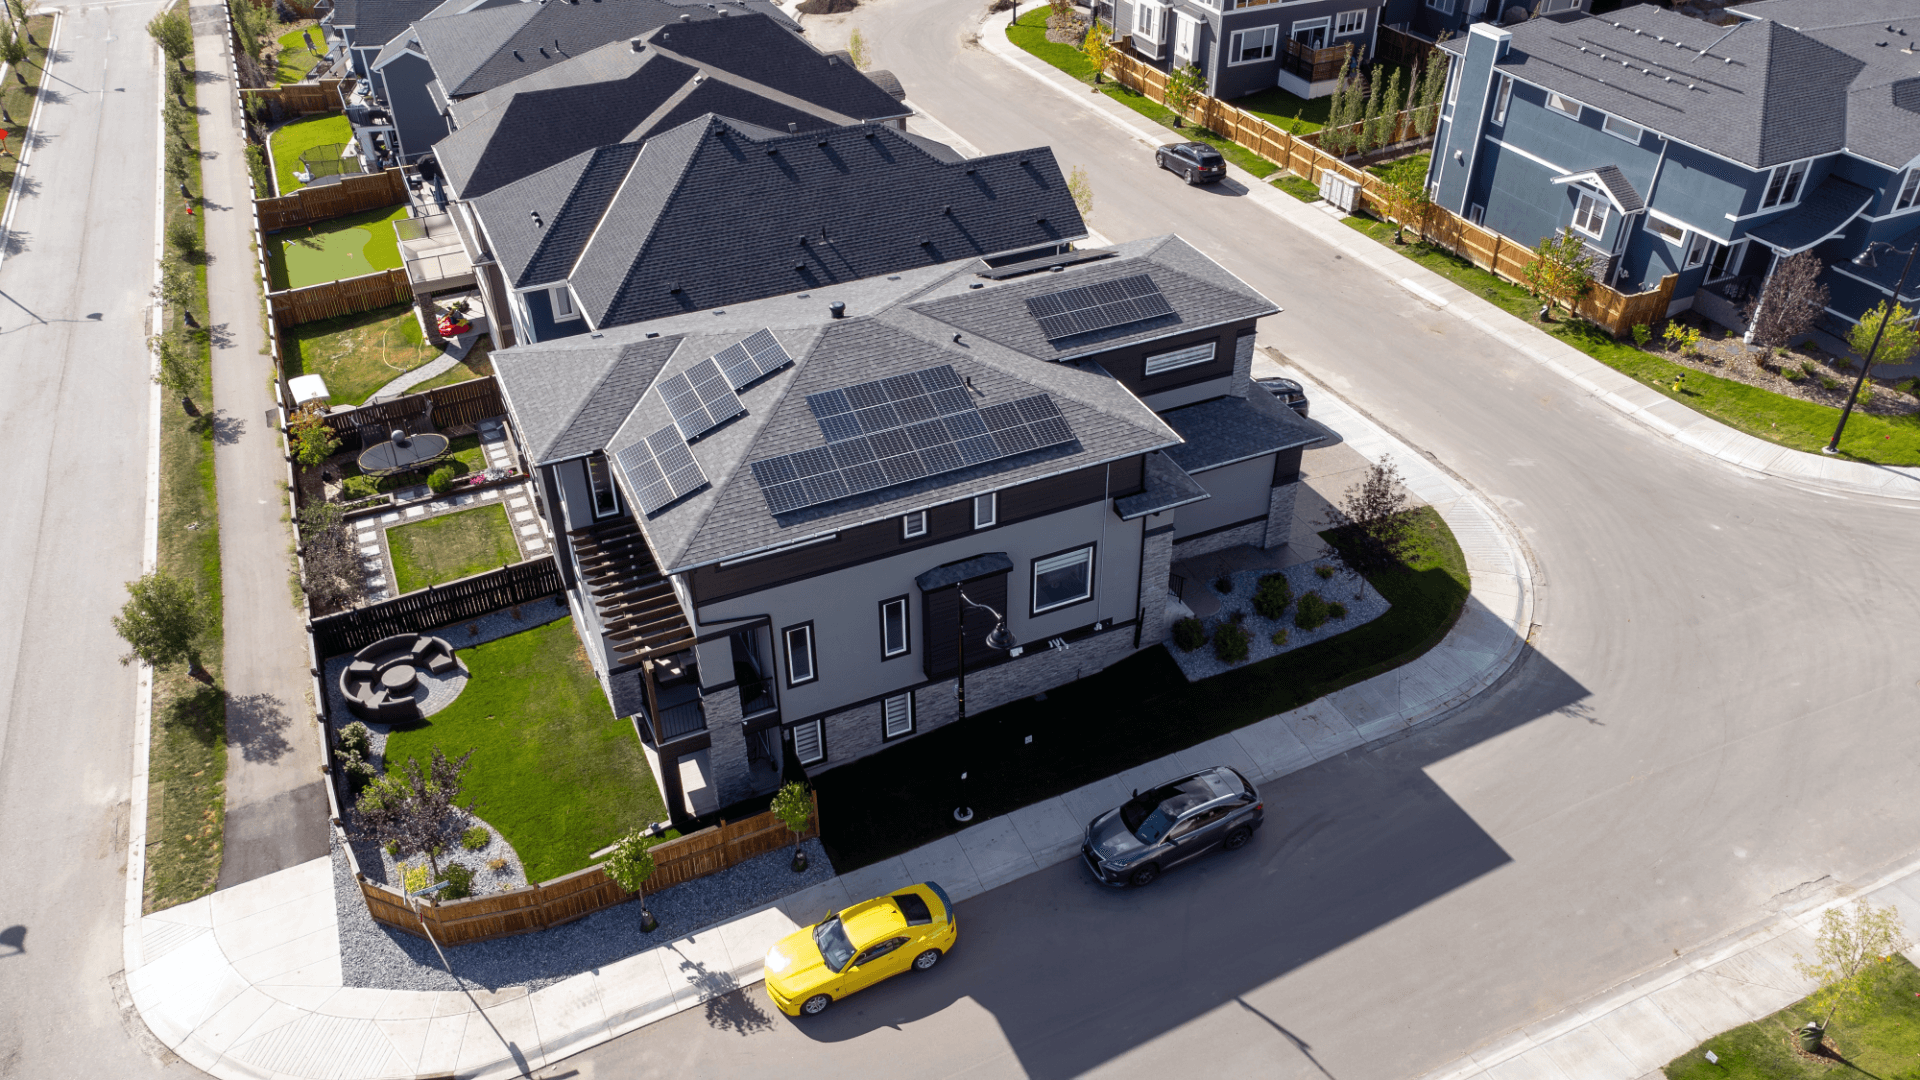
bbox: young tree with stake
[353,748,477,880]
[772,781,814,872]
[1163,64,1203,127]
[113,571,215,683]
[1792,900,1911,1053]
[1522,232,1595,321]
[602,830,659,933]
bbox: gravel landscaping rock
[1164,558,1389,682]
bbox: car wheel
[802,994,832,1016]
[1184,168,1198,186]
[1128,863,1160,887]
[913,948,943,971]
[1155,152,1167,172]
[1223,827,1253,852]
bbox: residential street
[532,2,1920,1078]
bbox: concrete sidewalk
[123,368,1536,1080]
[978,10,1920,505]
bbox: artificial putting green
[267,204,409,290]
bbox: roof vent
[1035,217,1048,224]
[679,12,691,20]
[788,122,798,132]
[969,282,983,289]
[794,263,806,271]
[513,49,523,60]
[942,205,952,214]
[952,333,963,343]
[630,36,644,50]
[529,209,543,228]
[1049,265,1064,272]
[645,332,659,338]
[539,46,549,57]
[669,283,681,294]
[829,301,846,318]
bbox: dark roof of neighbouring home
[1555,164,1644,212]
[347,0,447,46]
[505,336,682,463]
[1158,394,1320,474]
[1733,0,1920,169]
[1748,174,1876,251]
[1115,450,1211,520]
[471,115,1086,331]
[492,234,1263,571]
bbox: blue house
[1425,0,1920,335]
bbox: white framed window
[902,510,927,539]
[973,492,996,529]
[1135,1,1165,42]
[882,693,914,739]
[1334,9,1365,36]
[1546,92,1581,118]
[1899,169,1920,211]
[1571,189,1608,237]
[791,719,824,765]
[1490,74,1513,125]
[1683,230,1713,268]
[1445,61,1461,107]
[550,285,580,321]
[586,456,620,517]
[1291,16,1329,46]
[1647,217,1685,245]
[880,596,909,658]
[1173,12,1200,59]
[783,623,816,686]
[1602,114,1642,144]
[1468,203,1485,225]
[1426,0,1454,13]
[1761,160,1808,209]
[1031,545,1095,615]
[1228,24,1277,64]
[1143,340,1216,375]
[1706,238,1744,281]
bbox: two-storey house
[1101,0,1388,100]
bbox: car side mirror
[1131,789,1139,798]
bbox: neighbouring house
[458,116,1074,349]
[490,233,1315,822]
[1426,1,1920,334]
[1101,0,1390,100]
[1382,0,1585,53]
[321,0,461,79]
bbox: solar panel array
[615,426,709,515]
[1025,273,1174,342]
[658,358,746,441]
[750,365,1075,516]
[712,329,794,390]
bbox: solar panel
[1025,273,1174,342]
[658,358,746,441]
[713,328,795,390]
[615,425,710,515]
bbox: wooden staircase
[568,519,695,666]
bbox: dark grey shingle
[1115,451,1210,520]
[1159,395,1319,474]
[1748,174,1874,252]
[473,142,646,289]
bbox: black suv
[1155,142,1226,185]
[1255,376,1310,418]
[1082,767,1264,887]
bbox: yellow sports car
[763,881,957,1017]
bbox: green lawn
[1,15,55,224]
[1664,956,1920,1079]
[1275,174,1320,202]
[274,24,323,84]
[386,504,520,593]
[284,303,442,405]
[408,336,494,395]
[816,508,1469,870]
[1007,7,1098,79]
[382,617,669,883]
[268,112,352,197]
[267,203,409,289]
[1230,85,1332,135]
[1342,213,1920,466]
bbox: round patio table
[357,432,449,476]
[379,665,418,694]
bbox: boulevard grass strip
[0,15,56,223]
[267,111,352,197]
[148,1,227,913]
[284,302,442,404]
[266,203,409,290]
[815,508,1469,870]
[382,617,669,883]
[1663,955,1920,1079]
[407,336,495,395]
[1341,213,1920,466]
[385,504,521,593]
[1275,174,1320,202]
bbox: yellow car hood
[764,931,835,997]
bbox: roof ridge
[590,114,728,324]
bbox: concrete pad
[1171,732,1262,781]
[596,948,680,1032]
[659,928,742,1008]
[1059,775,1129,828]
[1534,1023,1646,1080]
[1231,716,1316,781]
[371,1016,433,1074]
[1584,997,1696,1075]
[1281,701,1363,761]
[1702,949,1806,1015]
[316,987,390,1019]
[256,983,338,1011]
[415,1011,471,1078]
[191,986,281,1057]
[772,878,852,927]
[252,950,343,989]
[900,834,983,901]
[1485,1046,1572,1080]
[955,814,1039,892]
[1647,976,1751,1043]
[230,926,339,984]
[141,919,213,966]
[458,994,545,1078]
[717,905,802,975]
[833,857,913,905]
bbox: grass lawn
[382,617,669,883]
[267,203,409,289]
[268,112,352,197]
[274,23,322,84]
[386,504,520,593]
[408,336,495,395]
[1664,956,1920,1079]
[284,303,441,405]
[1230,85,1332,135]
[1275,174,1320,201]
[1007,7,1099,79]
[0,15,56,224]
[815,508,1469,870]
[1342,213,1920,466]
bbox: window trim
[1227,24,1278,65]
[1571,188,1608,238]
[550,285,581,322]
[901,510,928,539]
[1646,217,1686,246]
[782,622,817,687]
[1899,169,1920,212]
[1333,8,1365,36]
[1426,0,1454,13]
[790,718,825,765]
[1761,159,1809,209]
[1490,74,1512,125]
[1683,230,1713,269]
[1134,0,1165,42]
[585,456,621,518]
[1546,92,1581,119]
[1468,203,1485,226]
[972,492,997,530]
[1444,61,1461,108]
[881,692,914,740]
[1030,543,1096,617]
[1173,10,1201,59]
[879,595,911,659]
[1143,340,1217,376]
[1601,113,1642,144]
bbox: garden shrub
[1328,600,1348,619]
[1314,564,1336,580]
[1270,628,1289,647]
[1252,573,1292,619]
[441,862,475,899]
[337,720,371,758]
[487,856,509,872]
[461,825,490,851]
[401,862,430,893]
[167,217,199,255]
[337,749,375,794]
[1294,592,1330,630]
[1213,575,1233,594]
[341,474,381,499]
[427,466,456,493]
[1630,324,1650,347]
[1212,622,1249,664]
[1172,616,1207,652]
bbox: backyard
[408,337,495,394]
[1663,955,1920,1080]
[268,111,353,196]
[385,504,521,593]
[333,431,491,497]
[267,203,409,290]
[381,617,669,883]
[284,303,443,405]
[273,23,323,84]
[815,508,1470,869]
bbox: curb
[0,10,61,275]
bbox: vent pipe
[630,36,644,51]
[829,301,846,318]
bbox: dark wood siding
[996,465,1107,527]
[921,569,1010,678]
[1109,454,1144,497]
[1081,318,1257,398]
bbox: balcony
[1280,38,1348,83]
[395,214,475,294]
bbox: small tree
[153,258,196,326]
[1162,64,1204,127]
[353,748,476,879]
[152,333,206,413]
[1358,69,1386,154]
[1792,900,1912,1052]
[1744,251,1829,348]
[147,10,193,66]
[1370,68,1403,151]
[1082,23,1112,82]
[0,24,24,70]
[1066,164,1093,217]
[847,27,871,70]
[1413,49,1449,136]
[1522,231,1595,320]
[113,571,214,682]
[602,830,659,931]
[1845,299,1920,375]
[1322,460,1411,572]
[1381,158,1431,244]
[771,781,814,872]
[297,500,366,611]
[288,402,340,468]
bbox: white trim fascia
[1644,205,1713,239]
[1484,135,1567,176]
[1821,305,1859,324]
[370,43,426,71]
[1551,171,1630,213]
[718,532,839,567]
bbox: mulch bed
[1648,317,1920,420]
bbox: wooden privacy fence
[321,375,506,443]
[361,793,822,946]
[242,79,349,119]
[268,267,412,327]
[310,557,561,656]
[256,167,408,231]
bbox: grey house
[321,0,451,79]
[1427,1,1920,333]
[1102,0,1387,100]
[490,234,1314,821]
[1379,0,1585,52]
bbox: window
[783,623,816,686]
[1468,203,1485,225]
[1490,74,1513,125]
[1684,230,1713,269]
[1334,9,1365,36]
[853,938,908,966]
[1032,545,1095,615]
[1291,17,1329,47]
[1445,61,1461,107]
[1228,25,1277,64]
[880,596,910,658]
[1546,92,1580,118]
[791,719,824,765]
[1143,340,1216,375]
[1707,238,1743,281]
[882,693,914,739]
[1571,189,1608,237]
[550,285,580,321]
[1762,160,1808,209]
[1647,217,1685,245]
[973,492,996,529]
[1602,114,1642,144]
[1900,169,1920,211]
[1135,1,1163,41]
[902,510,927,539]
[1426,0,1454,13]
[585,456,619,517]
[1173,12,1200,59]
[893,893,933,925]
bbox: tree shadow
[670,944,778,1036]
[226,691,295,764]
[1,225,30,259]
[161,682,228,751]
[205,321,234,350]
[0,925,24,955]
[209,410,245,445]
[28,86,65,107]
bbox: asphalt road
[0,2,204,1077]
[535,3,1920,1078]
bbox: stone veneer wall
[703,684,754,807]
[1137,524,1177,648]
[1232,329,1255,397]
[1172,519,1267,560]
[1264,481,1298,548]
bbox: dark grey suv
[1082,767,1263,887]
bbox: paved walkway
[192,1,329,889]
[123,366,1536,1079]
[979,10,1920,505]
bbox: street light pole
[1825,240,1919,454]
[953,586,1015,823]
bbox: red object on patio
[437,312,472,337]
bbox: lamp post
[1825,240,1920,455]
[406,878,456,978]
[953,586,1016,823]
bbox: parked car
[1155,141,1226,185]
[1255,376,1310,418]
[1082,766,1263,887]
[764,881,958,1017]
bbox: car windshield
[1120,781,1210,844]
[813,917,856,972]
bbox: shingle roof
[492,336,681,462]
[1159,395,1320,474]
[1115,450,1210,520]
[644,13,908,121]
[1747,174,1875,251]
[475,141,647,289]
[1555,164,1644,212]
[350,0,445,46]
[1734,0,1920,168]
